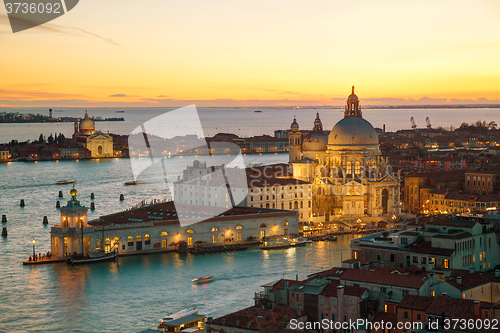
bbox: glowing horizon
[1,0,500,107]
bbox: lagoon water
[1,106,499,332]
[0,155,357,332]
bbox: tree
[38,134,44,144]
[47,134,54,144]
[488,121,497,130]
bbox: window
[284,229,289,235]
[344,299,348,307]
[431,290,435,297]
[136,234,142,242]
[413,256,418,263]
[403,311,409,320]
[161,231,168,236]
[96,238,102,250]
[237,232,242,241]
[211,227,219,232]
[470,290,473,297]
[259,223,266,228]
[485,311,489,318]
[421,257,427,264]
[444,259,449,268]
[161,239,167,248]
[390,254,395,263]
[283,222,289,226]
[145,234,150,245]
[236,225,243,229]
[462,293,465,299]
[260,230,265,239]
[188,237,193,246]
[319,296,324,305]
[187,229,194,234]
[128,235,134,246]
[212,234,218,243]
[377,254,381,261]
[416,314,421,321]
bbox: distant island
[0,112,124,123]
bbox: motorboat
[192,276,215,284]
[124,180,143,185]
[159,308,198,324]
[56,180,75,185]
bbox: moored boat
[158,307,198,326]
[326,236,338,241]
[67,250,118,265]
[192,276,215,284]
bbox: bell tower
[288,118,302,162]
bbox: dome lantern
[345,86,362,118]
[313,112,323,132]
[290,117,299,132]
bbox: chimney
[474,301,480,317]
[383,124,386,133]
[470,267,475,274]
[495,270,499,278]
[457,277,462,285]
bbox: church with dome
[73,110,114,158]
[288,87,401,222]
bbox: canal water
[0,156,356,332]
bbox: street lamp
[32,239,36,259]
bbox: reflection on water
[1,157,360,332]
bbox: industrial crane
[426,117,431,128]
[410,117,417,129]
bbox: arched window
[136,235,142,241]
[127,236,133,246]
[161,231,168,236]
[281,203,284,210]
[145,234,151,245]
[212,227,219,232]
[236,225,243,230]
[265,203,270,208]
[300,201,303,208]
[260,223,266,228]
[98,146,103,154]
[187,229,194,234]
[283,222,289,226]
[96,238,102,250]
[289,202,292,209]
[294,201,298,209]
[355,161,361,175]
[346,161,352,174]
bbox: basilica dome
[328,117,378,146]
[79,110,95,133]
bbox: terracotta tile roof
[425,296,477,320]
[340,269,428,289]
[371,312,398,325]
[311,267,349,278]
[398,295,435,311]
[446,273,492,291]
[410,241,455,256]
[89,201,296,226]
[211,305,299,331]
[269,279,305,293]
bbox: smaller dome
[290,118,299,131]
[303,131,328,152]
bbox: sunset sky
[1,0,500,107]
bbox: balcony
[254,291,272,302]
